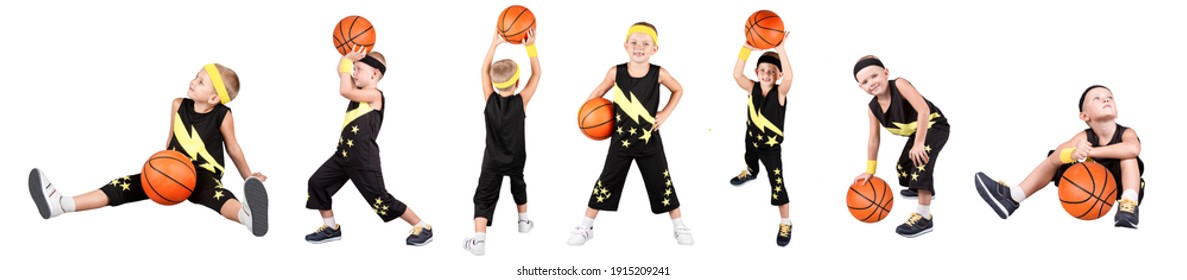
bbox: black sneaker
[895,213,933,238]
[305,225,342,244]
[974,172,1019,219]
[406,224,434,246]
[729,171,756,186]
[900,188,918,198]
[775,223,792,247]
[1114,199,1139,229]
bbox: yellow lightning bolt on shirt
[172,113,224,175]
[748,96,784,137]
[886,112,942,137]
[612,85,655,126]
[342,102,375,130]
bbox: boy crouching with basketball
[567,22,694,246]
[975,85,1144,228]
[303,46,434,245]
[463,29,541,256]
[29,63,271,236]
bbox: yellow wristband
[738,47,752,60]
[526,44,538,58]
[866,160,877,174]
[1059,148,1076,164]
[339,59,353,74]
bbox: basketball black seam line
[336,17,352,52]
[145,161,183,203]
[334,17,375,50]
[850,181,892,213]
[1060,164,1109,218]
[501,9,534,39]
[580,103,614,129]
[152,156,196,193]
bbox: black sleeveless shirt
[748,81,785,149]
[335,92,385,170]
[169,98,229,178]
[483,92,526,168]
[868,79,949,137]
[611,63,663,149]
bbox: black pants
[101,169,233,213]
[472,163,527,226]
[306,157,407,222]
[893,128,949,195]
[744,145,789,206]
[588,134,680,214]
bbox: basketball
[1058,162,1118,220]
[141,150,197,206]
[745,10,785,50]
[333,15,376,55]
[578,98,614,140]
[847,176,894,223]
[497,5,535,44]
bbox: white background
[1,0,1182,279]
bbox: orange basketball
[847,176,894,223]
[745,10,785,50]
[497,5,535,44]
[1058,162,1118,220]
[578,98,614,140]
[332,15,376,55]
[141,150,196,206]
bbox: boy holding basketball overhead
[567,22,693,246]
[303,46,434,245]
[852,56,950,238]
[29,63,271,237]
[975,85,1144,228]
[463,29,541,256]
[728,37,794,246]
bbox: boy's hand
[743,42,759,51]
[853,173,873,185]
[652,110,672,131]
[1073,140,1093,161]
[492,29,507,46]
[250,172,267,182]
[343,45,367,62]
[522,29,536,45]
[775,31,791,50]
[909,143,929,168]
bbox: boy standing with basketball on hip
[29,63,270,237]
[852,56,950,238]
[567,22,693,246]
[975,85,1144,228]
[304,46,434,245]
[727,37,794,246]
[463,29,541,256]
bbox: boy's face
[623,32,657,63]
[188,69,220,105]
[352,62,381,87]
[755,63,780,86]
[854,66,890,96]
[1080,87,1118,122]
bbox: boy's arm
[653,67,683,131]
[220,111,265,181]
[855,108,881,182]
[1047,131,1091,167]
[585,66,616,101]
[733,43,756,92]
[1088,128,1141,160]
[896,78,931,167]
[481,30,502,103]
[775,35,793,99]
[166,98,182,149]
[519,30,541,108]
[339,47,382,105]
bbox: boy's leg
[346,168,430,245]
[895,136,918,198]
[896,129,947,238]
[186,171,268,236]
[732,132,760,185]
[29,169,143,219]
[758,150,792,246]
[636,140,690,245]
[1114,158,1143,228]
[305,158,350,243]
[509,171,533,233]
[975,148,1067,219]
[570,150,631,246]
[473,168,504,232]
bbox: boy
[567,22,693,246]
[852,56,950,238]
[727,37,795,246]
[464,29,541,256]
[29,63,270,237]
[975,85,1144,228]
[304,46,433,245]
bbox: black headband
[1079,85,1109,112]
[852,58,884,80]
[359,55,386,75]
[757,55,782,72]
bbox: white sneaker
[464,237,486,256]
[241,177,269,237]
[518,219,534,233]
[28,168,64,219]
[567,226,594,246]
[674,226,694,245]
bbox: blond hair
[212,63,240,102]
[490,59,518,91]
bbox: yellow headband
[492,64,520,90]
[625,24,658,45]
[203,64,231,104]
